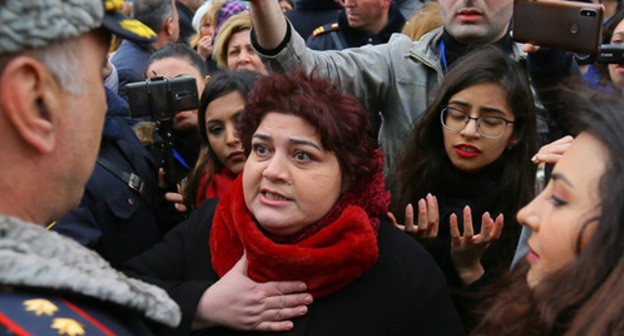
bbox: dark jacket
[111,39,153,99]
[124,199,465,336]
[177,1,195,45]
[421,157,522,331]
[285,0,341,40]
[307,2,405,50]
[53,87,164,269]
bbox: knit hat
[0,0,157,54]
[192,0,213,33]
[213,1,248,45]
[216,1,248,28]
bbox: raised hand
[388,193,439,242]
[197,35,213,59]
[193,254,312,331]
[450,206,504,285]
[531,135,574,164]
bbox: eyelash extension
[549,194,568,207]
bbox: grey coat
[0,215,181,329]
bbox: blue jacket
[111,40,153,99]
[52,87,164,269]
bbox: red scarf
[196,167,237,206]
[210,164,390,298]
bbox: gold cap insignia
[52,318,85,336]
[23,299,58,316]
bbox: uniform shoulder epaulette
[0,290,139,335]
[311,22,340,39]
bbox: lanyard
[440,40,449,74]
[440,40,513,74]
[172,148,190,169]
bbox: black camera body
[597,44,624,64]
[125,76,199,119]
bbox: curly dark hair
[238,69,379,187]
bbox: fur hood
[0,215,181,327]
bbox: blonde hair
[212,12,252,68]
[189,0,227,47]
[401,2,442,41]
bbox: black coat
[125,199,465,336]
[285,0,341,40]
[421,157,523,331]
[306,2,406,51]
[176,1,195,45]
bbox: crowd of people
[2,0,624,335]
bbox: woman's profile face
[442,82,517,173]
[517,132,607,288]
[242,112,344,236]
[204,91,246,174]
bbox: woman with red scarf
[182,71,260,211]
[124,70,464,335]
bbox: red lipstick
[454,144,481,158]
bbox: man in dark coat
[307,0,405,50]
[285,0,342,40]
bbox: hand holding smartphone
[513,0,603,55]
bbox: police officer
[307,0,406,50]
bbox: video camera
[125,76,198,119]
[596,44,624,64]
[124,76,200,189]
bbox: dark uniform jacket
[111,39,153,99]
[285,0,342,40]
[306,2,405,51]
[124,199,466,336]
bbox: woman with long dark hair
[473,86,624,335]
[183,70,259,209]
[390,46,538,329]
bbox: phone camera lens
[581,9,597,17]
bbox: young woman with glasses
[389,46,538,331]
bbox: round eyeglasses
[440,107,515,139]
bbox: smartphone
[596,44,624,64]
[513,0,603,55]
[125,76,199,119]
